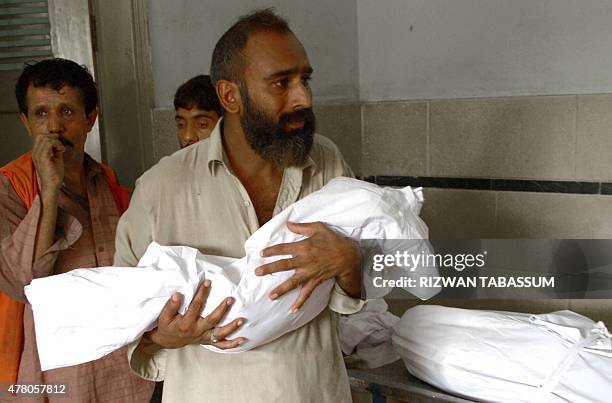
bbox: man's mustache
[58,136,74,148]
[279,108,315,126]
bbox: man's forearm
[336,241,362,298]
[337,268,361,298]
[34,191,59,263]
[138,330,163,355]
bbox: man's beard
[240,90,315,167]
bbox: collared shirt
[0,155,154,402]
[114,119,364,403]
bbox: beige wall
[357,0,612,101]
[148,0,360,106]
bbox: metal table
[348,360,476,403]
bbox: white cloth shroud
[24,177,440,370]
[339,299,400,368]
[392,305,612,403]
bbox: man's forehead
[242,31,311,77]
[26,84,79,101]
[175,107,219,119]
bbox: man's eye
[176,123,185,129]
[62,108,73,116]
[35,110,46,117]
[198,122,209,129]
[273,79,288,89]
[302,76,312,86]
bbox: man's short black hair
[173,75,221,114]
[15,58,98,115]
[210,8,292,87]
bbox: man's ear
[216,80,242,115]
[86,108,98,131]
[19,112,33,137]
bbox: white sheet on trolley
[392,305,612,403]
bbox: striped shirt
[0,155,154,402]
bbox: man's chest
[54,192,118,272]
[152,172,306,256]
[246,181,281,226]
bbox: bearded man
[114,9,363,403]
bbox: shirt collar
[206,117,225,174]
[83,153,103,180]
[205,117,317,176]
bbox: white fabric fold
[25,177,438,370]
[392,305,612,403]
[339,299,400,368]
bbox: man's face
[19,84,96,161]
[238,31,315,167]
[175,107,220,148]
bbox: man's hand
[255,222,362,312]
[31,133,65,197]
[31,134,65,262]
[142,280,246,350]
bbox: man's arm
[0,135,76,302]
[114,176,246,354]
[113,180,153,267]
[32,133,65,263]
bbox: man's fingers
[183,280,211,323]
[291,281,318,312]
[259,237,310,258]
[32,136,65,172]
[259,242,292,258]
[213,317,246,340]
[211,337,246,350]
[255,257,298,276]
[202,297,234,328]
[33,136,65,158]
[158,292,183,325]
[50,140,65,157]
[286,221,321,237]
[269,274,304,300]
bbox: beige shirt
[114,120,364,403]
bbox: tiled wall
[150,93,612,324]
[318,95,612,325]
[311,95,612,239]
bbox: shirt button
[244,200,250,207]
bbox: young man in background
[174,74,221,148]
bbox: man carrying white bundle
[25,177,436,371]
[114,8,365,403]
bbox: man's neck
[221,117,284,225]
[221,117,282,181]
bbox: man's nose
[47,113,64,134]
[183,126,199,145]
[289,81,312,111]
